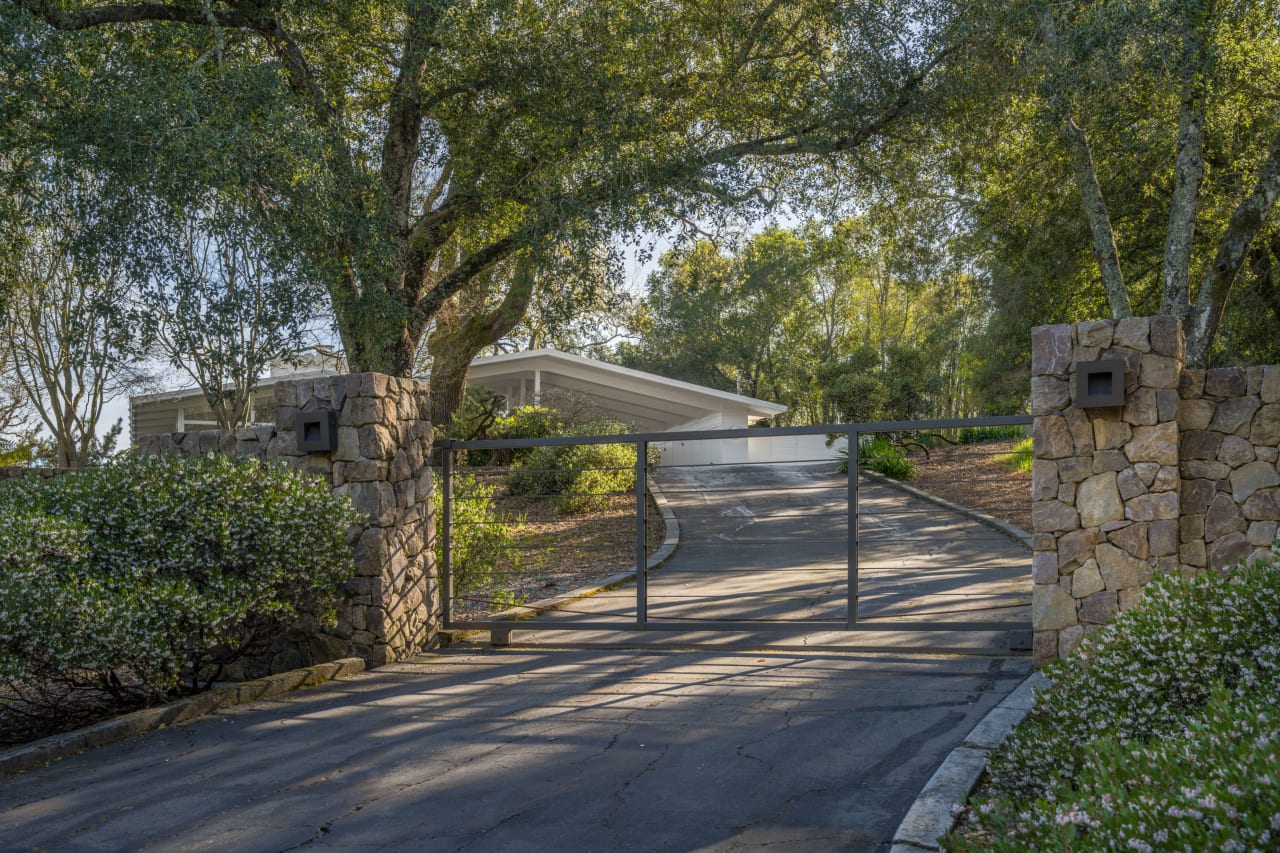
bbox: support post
[441,441,454,628]
[636,439,648,626]
[847,428,859,627]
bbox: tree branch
[1187,128,1280,367]
[410,235,520,337]
[1060,115,1132,318]
[25,1,337,125]
[1160,14,1210,322]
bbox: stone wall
[1031,316,1280,664]
[0,467,69,481]
[136,372,436,675]
[1176,365,1280,573]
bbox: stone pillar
[138,372,435,673]
[1030,317,1183,663]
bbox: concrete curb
[0,657,367,777]
[889,670,1049,852]
[860,468,1032,551]
[467,475,681,628]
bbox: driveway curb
[889,670,1048,852]
[0,657,367,777]
[860,468,1032,550]
[461,475,681,627]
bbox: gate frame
[439,415,1032,637]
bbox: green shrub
[956,424,1027,444]
[947,559,1280,851]
[504,417,644,514]
[507,440,637,514]
[854,435,916,479]
[486,406,565,465]
[0,454,359,698]
[441,473,521,596]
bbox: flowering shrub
[951,685,1280,851]
[0,454,359,711]
[946,559,1280,851]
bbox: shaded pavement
[0,462,1032,851]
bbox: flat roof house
[130,349,841,466]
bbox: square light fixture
[295,409,339,452]
[1075,359,1126,408]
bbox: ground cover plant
[0,454,358,741]
[945,558,1280,851]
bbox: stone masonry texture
[135,373,436,677]
[1031,316,1280,665]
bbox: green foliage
[825,370,890,424]
[853,435,916,480]
[949,560,1280,850]
[5,1,966,378]
[442,473,521,598]
[994,437,1033,474]
[955,425,1027,444]
[506,418,639,515]
[945,0,1280,373]
[445,398,569,466]
[0,454,359,696]
[620,214,990,426]
[949,684,1280,852]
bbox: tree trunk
[426,260,535,429]
[1060,116,1133,319]
[1161,98,1206,321]
[1186,130,1280,368]
[334,289,421,377]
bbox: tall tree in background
[0,171,147,467]
[138,192,324,431]
[960,0,1280,368]
[619,215,983,424]
[9,0,969,426]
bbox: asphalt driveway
[0,462,1033,851]
[0,648,1029,852]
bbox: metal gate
[438,416,1033,647]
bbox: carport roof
[467,349,786,430]
[128,349,787,438]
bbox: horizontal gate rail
[438,415,1033,643]
[447,620,1024,633]
[441,414,1032,451]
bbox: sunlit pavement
[0,463,1032,851]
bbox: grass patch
[993,437,1032,474]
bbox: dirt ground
[450,466,663,620]
[899,438,1032,534]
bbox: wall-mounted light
[295,410,339,452]
[1075,360,1126,408]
